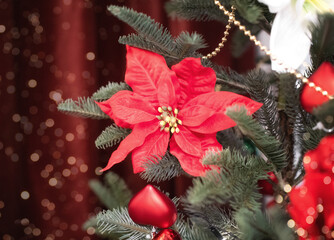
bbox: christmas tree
[58,0,334,239]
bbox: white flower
[258,0,334,73]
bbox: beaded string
[202,7,235,59]
[210,0,333,100]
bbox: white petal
[257,0,290,13]
[269,6,311,73]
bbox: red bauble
[128,185,177,228]
[152,229,182,240]
[300,62,334,113]
[259,172,278,195]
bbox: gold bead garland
[202,7,235,59]
[210,0,333,100]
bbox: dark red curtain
[0,0,254,239]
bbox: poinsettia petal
[157,76,176,108]
[179,105,216,127]
[103,90,157,125]
[170,133,222,176]
[100,121,159,172]
[171,58,216,108]
[131,129,170,173]
[180,92,262,133]
[172,126,202,157]
[125,46,176,104]
[96,100,132,128]
[169,139,207,176]
[187,113,236,134]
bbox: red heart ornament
[128,185,177,228]
[152,229,182,240]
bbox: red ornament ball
[152,229,182,240]
[300,62,334,113]
[128,185,177,228]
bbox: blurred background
[0,0,255,239]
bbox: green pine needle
[108,5,176,55]
[96,208,151,240]
[186,148,272,211]
[92,82,131,102]
[165,0,227,22]
[57,97,108,119]
[140,152,185,183]
[89,172,132,210]
[225,106,287,171]
[310,14,334,69]
[95,124,131,149]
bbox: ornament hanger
[206,0,333,100]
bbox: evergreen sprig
[92,82,131,102]
[182,205,240,240]
[57,97,108,119]
[95,124,131,149]
[140,152,185,182]
[96,208,151,240]
[108,5,176,57]
[173,217,217,240]
[225,106,287,171]
[310,14,334,69]
[89,172,132,210]
[185,148,272,211]
[165,0,227,22]
[235,208,295,240]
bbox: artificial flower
[258,0,334,73]
[288,173,334,239]
[97,46,262,176]
[288,134,334,239]
[302,135,334,174]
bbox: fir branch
[92,82,131,102]
[97,208,151,240]
[95,124,131,149]
[185,148,271,211]
[89,172,132,210]
[108,5,176,55]
[174,32,208,58]
[233,0,266,24]
[83,217,120,240]
[312,99,334,129]
[173,216,217,240]
[182,205,240,240]
[57,97,108,119]
[244,70,281,141]
[310,14,334,69]
[140,152,185,183]
[165,0,227,22]
[216,128,248,155]
[225,106,287,171]
[235,207,295,240]
[235,208,278,240]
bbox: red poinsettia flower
[303,135,334,174]
[288,173,334,240]
[97,46,262,176]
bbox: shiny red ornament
[259,172,278,195]
[128,185,177,228]
[152,229,182,240]
[300,62,334,113]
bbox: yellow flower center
[157,106,182,134]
